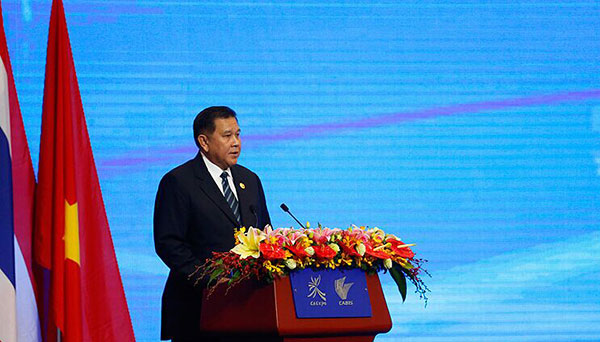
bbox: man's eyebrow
[222,128,241,134]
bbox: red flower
[339,241,361,257]
[259,243,286,260]
[387,238,415,259]
[365,244,390,260]
[286,243,310,258]
[312,245,337,259]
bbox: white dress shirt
[201,152,238,200]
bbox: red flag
[34,1,135,341]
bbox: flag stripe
[0,269,17,342]
[0,57,10,155]
[0,76,15,288]
[14,236,42,341]
[0,48,16,342]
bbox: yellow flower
[263,260,284,275]
[340,258,353,267]
[234,227,246,244]
[298,259,309,268]
[231,227,265,259]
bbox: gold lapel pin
[239,182,246,189]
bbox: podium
[200,273,392,342]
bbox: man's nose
[232,135,240,146]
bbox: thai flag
[0,52,17,342]
[0,6,41,341]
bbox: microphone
[249,205,259,228]
[279,203,306,229]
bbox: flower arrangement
[191,224,429,302]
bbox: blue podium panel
[289,268,372,318]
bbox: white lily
[231,227,266,259]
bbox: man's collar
[201,152,232,179]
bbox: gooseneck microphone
[249,205,259,228]
[279,203,306,229]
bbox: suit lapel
[192,152,239,227]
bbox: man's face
[198,117,241,170]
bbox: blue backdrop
[4,0,600,341]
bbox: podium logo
[334,276,354,300]
[307,275,327,306]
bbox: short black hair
[193,106,237,148]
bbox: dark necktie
[221,172,241,225]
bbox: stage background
[4,0,600,340]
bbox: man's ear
[197,134,209,152]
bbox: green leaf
[229,270,241,284]
[390,264,407,302]
[208,268,224,287]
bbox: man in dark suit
[154,106,271,342]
